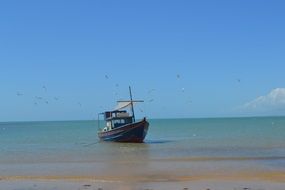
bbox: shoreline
[1,173,285,190]
[1,170,285,182]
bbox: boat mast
[97,113,100,130]
[129,86,135,122]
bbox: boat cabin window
[104,111,130,120]
[112,118,132,128]
[103,110,133,130]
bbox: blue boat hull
[98,118,149,143]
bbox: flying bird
[35,96,43,100]
[176,74,180,79]
[147,89,156,94]
[16,92,23,96]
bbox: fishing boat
[97,87,149,143]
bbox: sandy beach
[1,170,285,190]
[1,175,285,190]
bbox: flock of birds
[16,74,242,112]
[16,85,82,108]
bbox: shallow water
[0,117,285,177]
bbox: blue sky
[0,0,285,121]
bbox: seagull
[45,101,49,104]
[54,97,59,101]
[176,74,180,79]
[115,83,119,87]
[16,92,23,96]
[78,102,82,107]
[148,99,154,102]
[35,96,43,100]
[42,85,47,92]
[147,89,156,94]
[105,75,109,79]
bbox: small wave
[152,156,285,162]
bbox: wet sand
[1,156,285,189]
[1,171,285,190]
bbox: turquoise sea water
[0,116,285,176]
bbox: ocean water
[0,117,285,177]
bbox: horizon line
[1,115,285,123]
